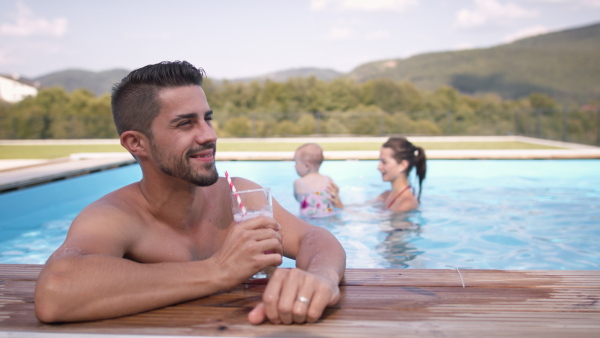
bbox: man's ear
[120,131,150,158]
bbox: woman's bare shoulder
[389,195,419,214]
[378,190,390,201]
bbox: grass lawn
[0,141,561,159]
[219,141,560,152]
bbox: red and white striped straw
[225,171,247,214]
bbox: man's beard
[150,140,219,187]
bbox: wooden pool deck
[1,265,599,337]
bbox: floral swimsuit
[296,179,336,218]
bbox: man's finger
[292,286,314,324]
[248,302,266,325]
[236,216,280,231]
[262,269,286,324]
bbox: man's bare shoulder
[80,182,145,219]
[228,176,262,190]
[48,183,145,261]
[69,183,146,242]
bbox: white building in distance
[0,74,40,103]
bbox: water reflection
[303,205,427,269]
[377,212,423,268]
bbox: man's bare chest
[125,221,231,263]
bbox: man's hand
[247,268,340,324]
[212,216,283,287]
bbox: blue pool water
[1,160,599,270]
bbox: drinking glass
[231,187,278,279]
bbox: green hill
[230,67,343,83]
[32,22,600,104]
[348,22,600,103]
[34,68,130,96]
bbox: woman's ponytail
[382,137,427,202]
[414,146,427,202]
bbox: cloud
[527,0,600,6]
[323,26,354,40]
[502,25,550,42]
[124,32,172,41]
[455,0,538,28]
[365,30,391,40]
[452,42,476,51]
[0,49,20,65]
[581,0,600,5]
[0,1,68,37]
[311,0,419,12]
[322,26,393,41]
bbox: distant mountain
[229,67,343,83]
[34,67,342,95]
[34,68,130,96]
[347,21,600,103]
[32,21,599,103]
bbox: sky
[1,0,599,80]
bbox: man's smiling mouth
[191,153,212,158]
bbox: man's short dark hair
[111,60,205,137]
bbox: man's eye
[178,120,191,127]
[205,115,213,121]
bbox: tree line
[1,77,598,145]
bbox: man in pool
[34,61,346,325]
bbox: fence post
[514,109,519,136]
[535,108,541,139]
[315,111,320,135]
[11,118,16,139]
[69,115,75,139]
[562,107,568,142]
[597,109,600,147]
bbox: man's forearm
[294,227,346,283]
[34,255,226,323]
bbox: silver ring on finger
[297,296,310,304]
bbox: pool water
[1,160,599,270]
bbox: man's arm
[35,251,226,322]
[34,202,282,323]
[248,196,346,324]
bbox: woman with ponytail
[376,137,427,213]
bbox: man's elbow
[34,262,75,323]
[35,294,62,323]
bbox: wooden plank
[1,265,599,337]
[341,269,600,288]
[3,265,600,288]
[3,306,599,337]
[0,264,41,280]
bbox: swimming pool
[1,160,599,270]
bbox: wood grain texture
[1,265,599,337]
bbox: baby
[293,143,343,218]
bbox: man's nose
[194,121,217,144]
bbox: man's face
[149,85,219,186]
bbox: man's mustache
[187,142,217,157]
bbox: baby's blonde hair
[295,143,324,169]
